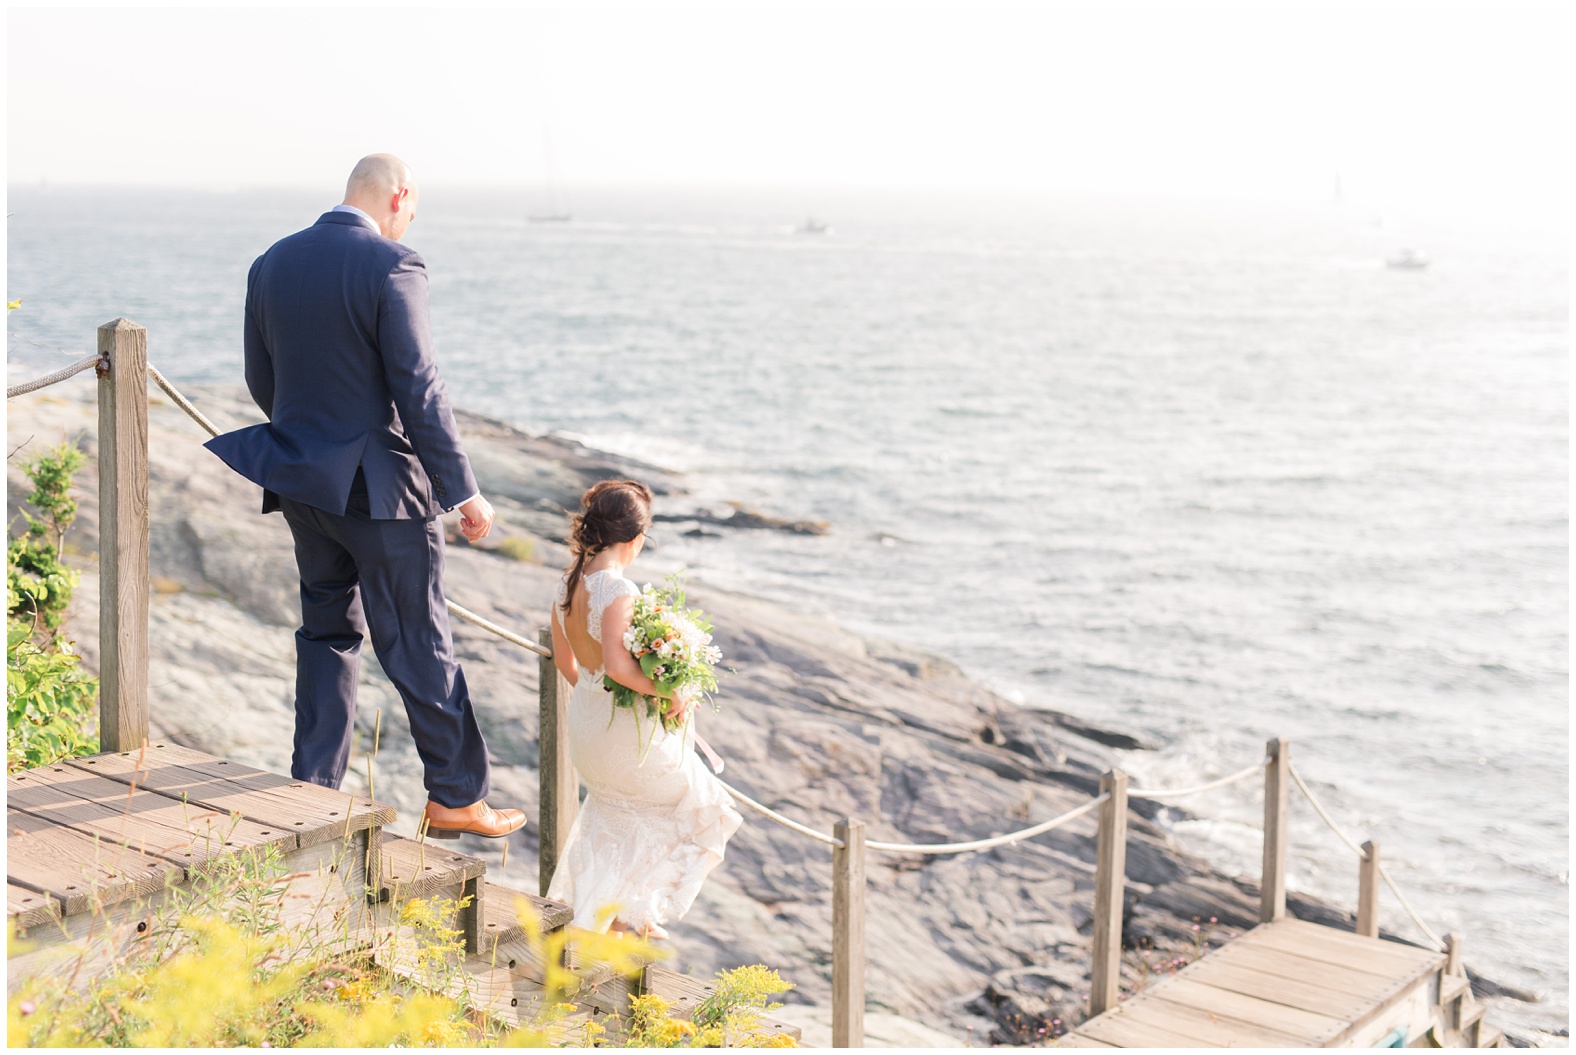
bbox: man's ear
[393,186,409,213]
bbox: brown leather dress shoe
[423,800,526,840]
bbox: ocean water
[6,185,1567,1039]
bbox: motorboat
[1386,248,1430,270]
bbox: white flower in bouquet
[602,572,725,759]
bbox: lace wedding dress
[546,569,743,934]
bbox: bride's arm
[549,605,578,687]
[601,595,694,720]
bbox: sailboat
[528,126,571,223]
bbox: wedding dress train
[545,569,743,934]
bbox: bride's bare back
[560,582,603,676]
[552,568,641,690]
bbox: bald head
[342,153,419,241]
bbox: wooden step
[375,939,606,1032]
[6,883,60,931]
[378,838,486,901]
[1439,973,1470,1030]
[487,919,636,1015]
[478,880,574,938]
[67,742,394,849]
[644,965,802,1043]
[1460,1004,1486,1047]
[5,805,182,915]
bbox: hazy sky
[6,2,1570,211]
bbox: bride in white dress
[545,480,743,939]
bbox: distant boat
[798,217,830,234]
[528,212,572,223]
[1386,248,1430,270]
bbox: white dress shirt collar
[330,203,380,233]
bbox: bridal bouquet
[603,574,724,749]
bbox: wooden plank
[1077,1006,1214,1048]
[1183,957,1371,1020]
[643,966,801,1042]
[67,743,394,847]
[481,881,574,936]
[1053,1032,1118,1047]
[7,884,61,929]
[379,837,486,901]
[1142,976,1349,1045]
[6,808,180,914]
[832,817,866,1048]
[98,317,150,753]
[1247,919,1441,977]
[538,627,578,898]
[376,944,606,1033]
[1261,737,1289,922]
[7,766,295,872]
[1112,991,1319,1046]
[9,832,375,998]
[1208,943,1405,998]
[483,924,627,1015]
[1089,770,1128,1017]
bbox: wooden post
[1357,840,1380,938]
[460,874,483,954]
[1260,737,1290,922]
[1089,770,1129,1017]
[97,318,150,753]
[538,627,577,897]
[832,818,866,1048]
[1444,933,1463,977]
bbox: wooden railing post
[1444,933,1463,977]
[1260,737,1290,922]
[1357,840,1380,938]
[97,318,149,753]
[1089,770,1129,1016]
[538,627,577,897]
[832,818,866,1048]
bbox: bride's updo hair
[563,479,655,615]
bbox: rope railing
[82,354,1456,1023]
[147,363,221,438]
[1287,761,1374,860]
[1129,756,1269,801]
[865,793,1108,854]
[6,351,105,399]
[1288,761,1447,951]
[1377,862,1447,952]
[721,783,847,848]
[447,600,553,658]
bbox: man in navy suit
[207,154,524,839]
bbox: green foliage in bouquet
[602,573,723,759]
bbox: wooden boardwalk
[6,742,798,1044]
[1060,917,1499,1048]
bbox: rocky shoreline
[6,385,1536,1046]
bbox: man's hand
[458,495,495,543]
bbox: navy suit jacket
[206,211,478,519]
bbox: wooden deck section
[7,743,798,1045]
[1060,917,1499,1048]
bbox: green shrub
[6,622,97,771]
[8,442,86,638]
[7,442,97,771]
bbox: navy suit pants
[279,480,490,808]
